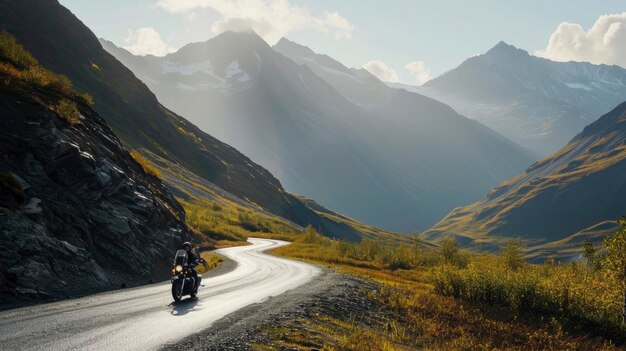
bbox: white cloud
[362,60,398,82]
[404,60,431,85]
[123,27,175,56]
[536,13,626,68]
[155,0,355,44]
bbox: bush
[54,99,81,125]
[79,92,95,106]
[501,240,524,271]
[298,225,330,245]
[130,151,160,178]
[22,66,51,87]
[0,31,37,69]
[431,254,624,335]
[23,66,73,95]
[48,73,73,95]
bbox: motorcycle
[170,249,203,302]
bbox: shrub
[500,240,524,270]
[54,99,81,125]
[298,225,330,245]
[0,31,37,69]
[603,218,626,324]
[129,151,160,178]
[22,66,51,87]
[439,238,467,267]
[431,254,624,335]
[48,73,73,95]
[79,92,95,106]
[22,66,73,95]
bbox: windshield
[174,249,188,266]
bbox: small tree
[440,238,459,264]
[501,240,524,271]
[604,216,626,324]
[583,240,601,270]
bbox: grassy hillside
[425,101,626,259]
[261,228,625,350]
[147,151,412,247]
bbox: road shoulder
[162,268,379,351]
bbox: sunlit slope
[426,101,626,250]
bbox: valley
[1,0,626,350]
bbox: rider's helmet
[183,242,191,251]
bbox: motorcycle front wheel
[171,280,183,302]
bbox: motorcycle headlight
[175,265,183,273]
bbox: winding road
[0,238,320,350]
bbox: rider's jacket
[186,250,200,267]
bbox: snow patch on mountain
[225,60,251,82]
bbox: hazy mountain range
[101,34,534,232]
[0,0,371,241]
[397,41,626,156]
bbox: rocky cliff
[0,65,190,305]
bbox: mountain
[0,41,190,301]
[425,101,626,260]
[273,38,393,108]
[102,35,535,232]
[404,41,626,156]
[0,0,361,239]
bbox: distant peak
[273,37,315,58]
[485,41,528,58]
[216,29,265,42]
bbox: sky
[59,0,626,85]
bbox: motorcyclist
[182,242,200,291]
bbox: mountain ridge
[407,41,626,156]
[103,32,535,232]
[0,0,366,239]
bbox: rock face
[0,76,190,304]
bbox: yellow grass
[195,252,223,274]
[130,150,161,178]
[265,228,624,350]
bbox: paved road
[0,238,320,351]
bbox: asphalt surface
[0,238,321,351]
